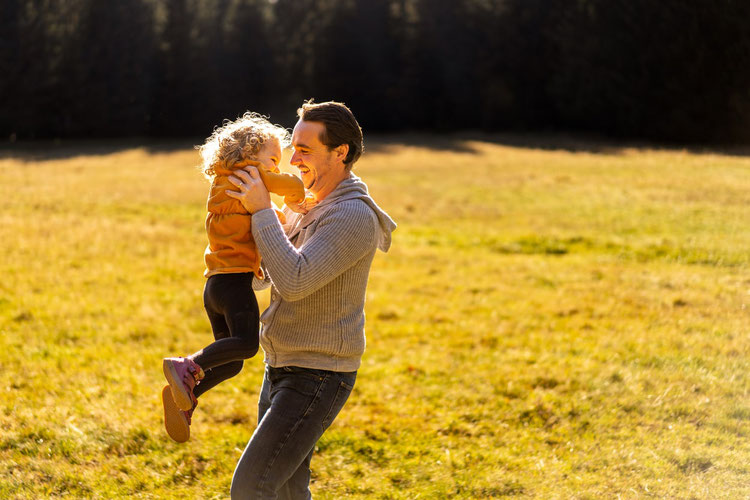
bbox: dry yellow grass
[1,135,749,498]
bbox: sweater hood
[305,174,396,252]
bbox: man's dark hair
[297,100,363,169]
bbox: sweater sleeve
[251,200,378,301]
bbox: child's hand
[286,193,318,214]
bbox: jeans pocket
[271,372,322,398]
[322,380,354,429]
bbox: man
[225,100,396,499]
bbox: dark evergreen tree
[61,0,156,136]
[548,0,750,142]
[0,0,25,137]
[269,0,332,120]
[221,0,276,120]
[0,0,63,138]
[152,0,196,135]
[408,0,482,129]
[1,0,749,142]
[297,0,404,129]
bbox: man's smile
[297,165,314,189]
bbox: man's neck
[313,172,351,202]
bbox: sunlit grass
[1,136,749,498]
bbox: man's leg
[276,448,314,500]
[255,373,314,500]
[230,366,356,500]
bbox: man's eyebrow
[294,142,311,150]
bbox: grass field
[1,134,749,499]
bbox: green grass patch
[1,137,749,498]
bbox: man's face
[290,120,340,195]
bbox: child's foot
[162,357,204,411]
[161,385,195,443]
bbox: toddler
[161,112,305,442]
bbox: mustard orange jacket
[204,161,304,278]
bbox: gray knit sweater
[251,174,396,372]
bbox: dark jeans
[192,273,260,399]
[230,365,357,500]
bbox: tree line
[2,0,749,143]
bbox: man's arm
[251,201,377,301]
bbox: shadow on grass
[0,137,203,162]
[1,132,748,161]
[366,130,750,157]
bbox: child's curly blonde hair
[198,112,290,179]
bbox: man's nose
[290,151,301,165]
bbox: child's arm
[257,168,305,205]
[239,159,305,206]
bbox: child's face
[256,139,282,173]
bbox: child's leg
[192,308,245,399]
[191,273,260,398]
[194,361,244,398]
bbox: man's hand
[226,166,272,214]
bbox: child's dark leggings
[192,273,259,399]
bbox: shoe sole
[163,359,195,411]
[162,385,190,443]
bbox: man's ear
[334,144,349,162]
